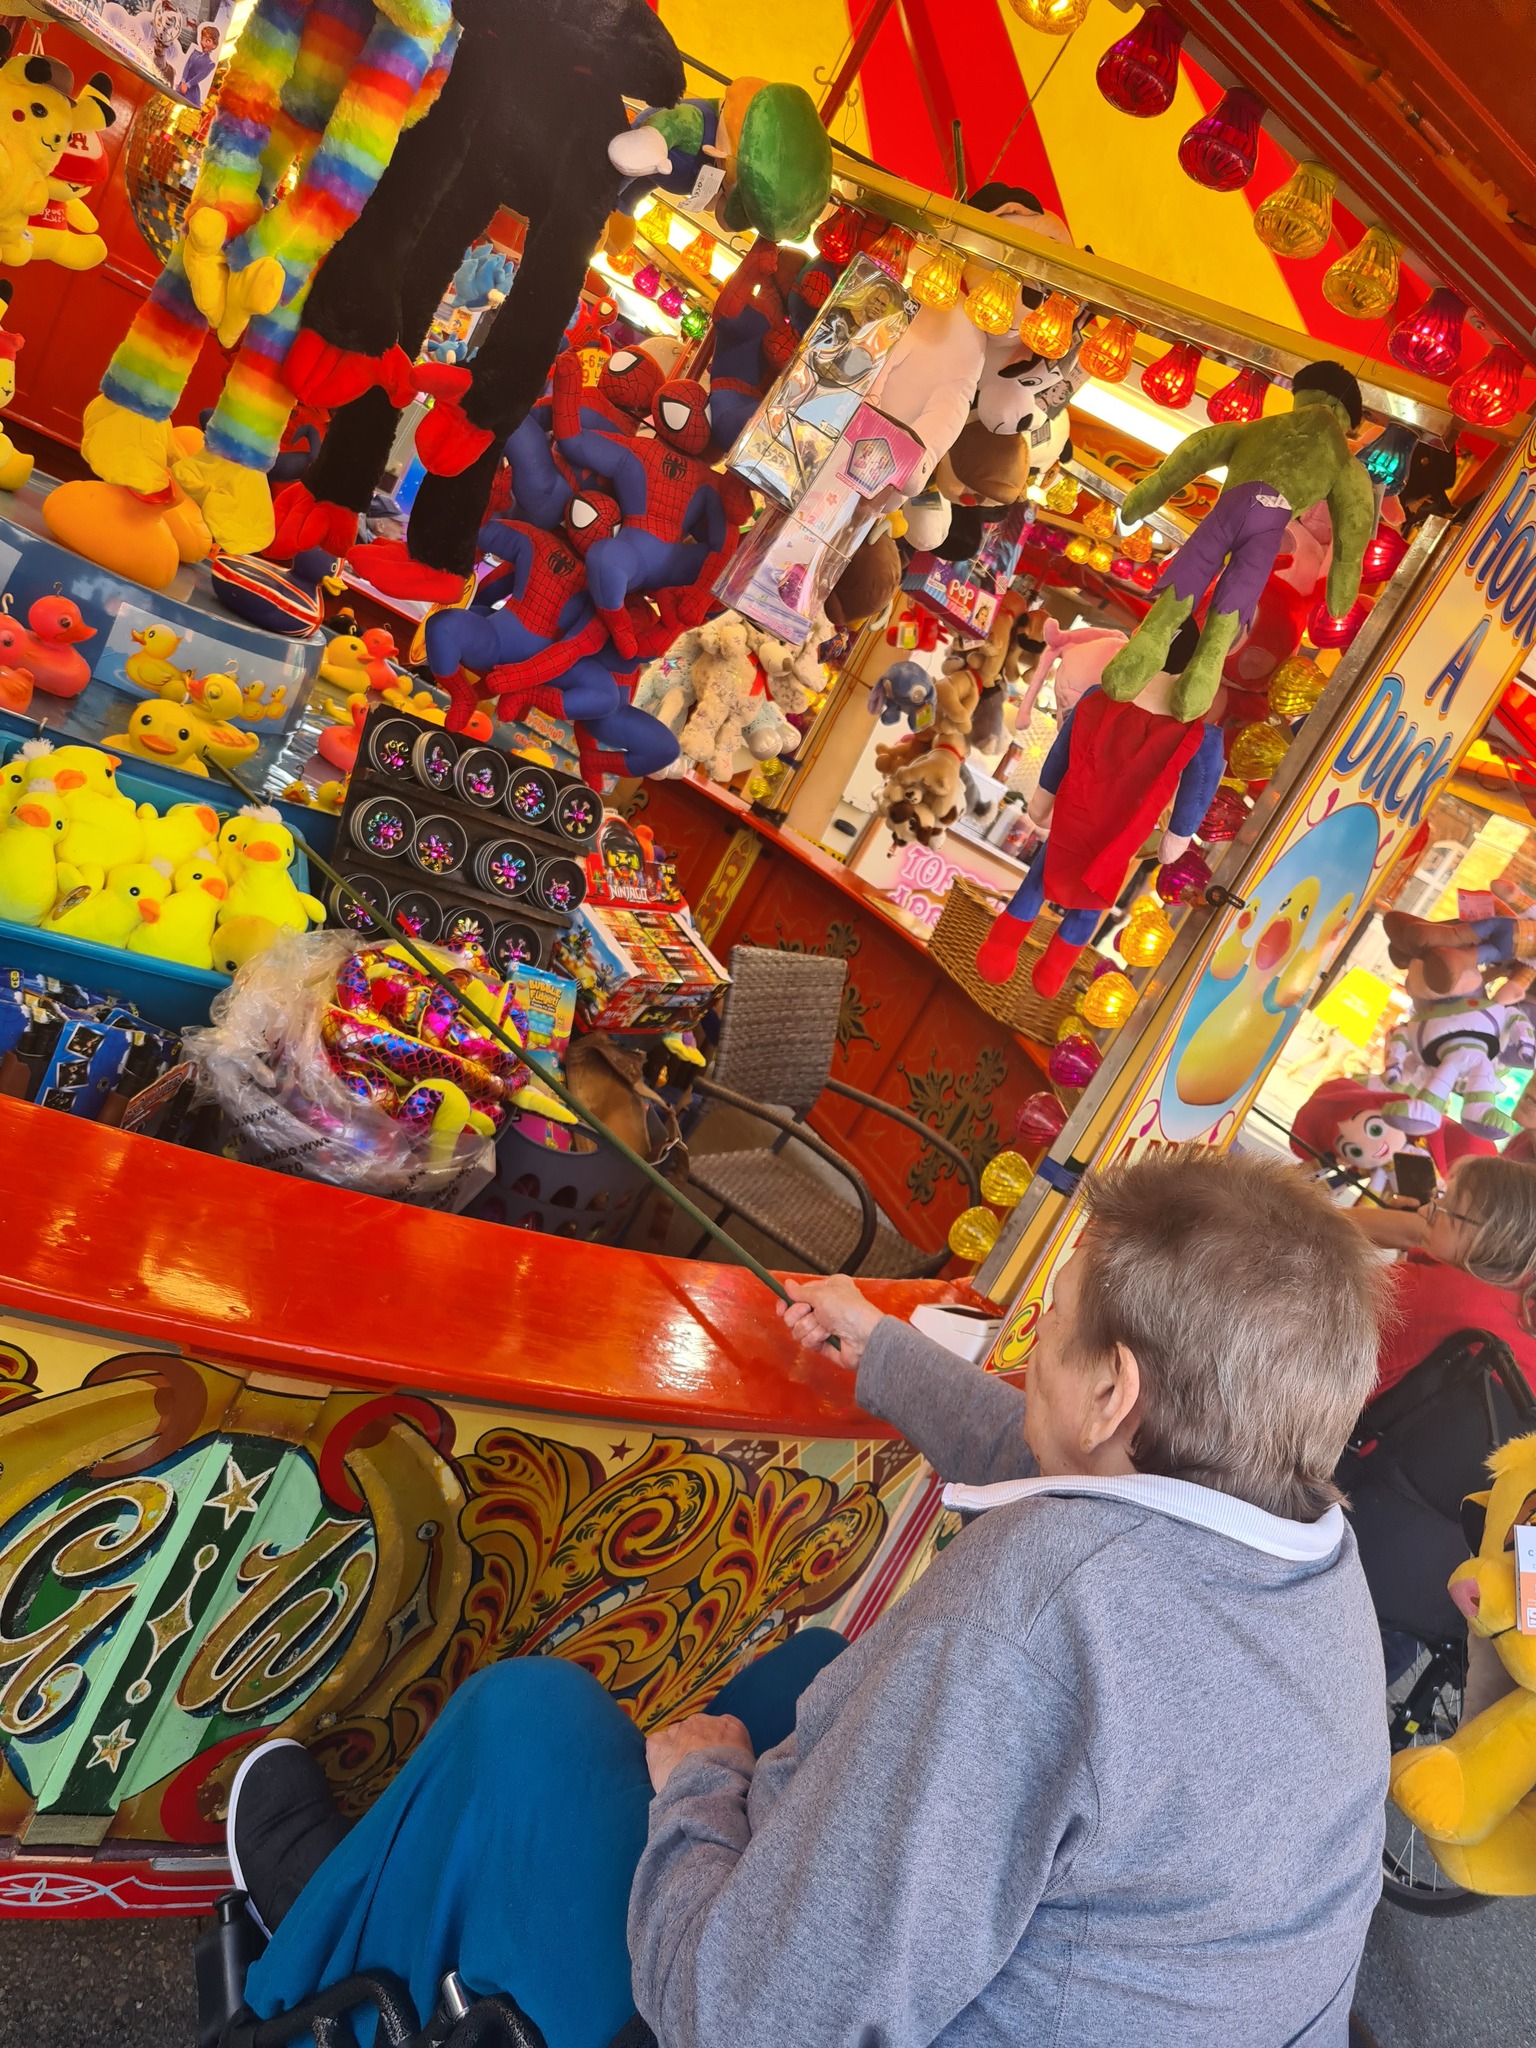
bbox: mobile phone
[1394,1152,1437,1205]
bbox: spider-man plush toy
[704,237,800,452]
[497,344,669,531]
[554,377,754,657]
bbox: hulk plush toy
[1101,360,1376,720]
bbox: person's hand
[645,1712,753,1795]
[777,1276,883,1366]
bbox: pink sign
[888,840,1003,927]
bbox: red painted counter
[634,776,1051,1254]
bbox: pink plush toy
[1016,618,1128,724]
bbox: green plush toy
[1102,360,1377,721]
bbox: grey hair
[1072,1148,1388,1521]
[1451,1155,1536,1332]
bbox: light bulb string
[985,31,1076,184]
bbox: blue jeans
[244,1629,847,2048]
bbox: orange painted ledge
[0,1098,965,1437]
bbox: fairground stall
[0,0,1530,1918]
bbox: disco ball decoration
[122,78,227,268]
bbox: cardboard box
[505,962,577,1073]
[554,905,729,1032]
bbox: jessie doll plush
[1288,1077,1495,1195]
[976,616,1226,997]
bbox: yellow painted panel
[997,13,1303,331]
[657,0,872,164]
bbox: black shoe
[227,1738,351,1936]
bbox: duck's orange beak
[139,735,178,756]
[194,805,218,832]
[131,628,148,646]
[243,841,281,862]
[14,800,48,827]
[54,768,86,791]
[201,876,228,899]
[137,898,161,923]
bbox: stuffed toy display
[634,609,823,779]
[0,37,114,269]
[1379,952,1534,1141]
[1015,618,1129,725]
[1389,1433,1536,1894]
[1384,908,1536,993]
[875,668,978,848]
[1102,362,1375,720]
[700,235,803,452]
[1288,1076,1495,1193]
[1221,500,1332,705]
[975,618,1226,997]
[867,657,936,726]
[273,0,687,591]
[24,123,109,270]
[52,0,462,566]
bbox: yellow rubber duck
[44,859,172,946]
[219,807,324,931]
[138,799,221,868]
[0,783,67,924]
[180,673,262,767]
[241,678,288,722]
[211,913,279,975]
[124,624,190,695]
[316,635,372,705]
[127,852,228,968]
[103,700,213,776]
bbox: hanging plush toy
[976,617,1226,997]
[610,79,831,244]
[1389,1433,1536,1895]
[1379,949,1535,1141]
[24,122,109,270]
[702,235,802,452]
[0,39,114,269]
[1220,500,1332,709]
[0,284,31,493]
[1101,361,1375,720]
[274,0,687,594]
[875,670,979,848]
[1288,1077,1495,1194]
[1015,618,1129,725]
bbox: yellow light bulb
[1064,535,1094,564]
[912,243,964,310]
[948,1205,1002,1261]
[1252,161,1338,260]
[1007,0,1091,31]
[604,213,636,260]
[1044,469,1080,513]
[1322,224,1401,320]
[1077,970,1137,1029]
[964,266,1020,336]
[1018,290,1080,360]
[1077,315,1136,382]
[1088,543,1114,571]
[1122,524,1154,562]
[1082,497,1117,538]
[980,1150,1034,1208]
[1229,718,1292,782]
[607,243,640,278]
[680,228,717,273]
[1268,654,1328,718]
[1118,906,1174,967]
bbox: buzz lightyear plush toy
[1102,361,1376,721]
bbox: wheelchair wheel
[1380,1638,1490,1917]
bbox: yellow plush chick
[103,700,212,776]
[0,783,68,923]
[219,806,324,932]
[44,859,171,946]
[44,746,144,890]
[137,799,221,868]
[124,624,189,695]
[211,913,279,974]
[127,852,227,968]
[0,737,54,823]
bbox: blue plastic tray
[0,717,336,1030]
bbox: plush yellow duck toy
[212,913,280,975]
[103,699,215,776]
[44,859,171,946]
[124,623,189,694]
[219,806,324,932]
[0,736,52,823]
[138,799,221,868]
[36,744,144,889]
[127,851,228,968]
[1389,1433,1536,1894]
[0,780,68,923]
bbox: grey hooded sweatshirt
[628,1315,1388,2048]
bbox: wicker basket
[928,876,1096,1043]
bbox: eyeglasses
[1426,1191,1481,1229]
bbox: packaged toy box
[555,905,728,1032]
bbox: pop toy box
[904,503,1035,640]
[554,904,729,1033]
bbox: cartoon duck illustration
[137,799,221,868]
[44,860,172,947]
[127,852,227,967]
[125,623,190,694]
[103,700,214,776]
[16,596,96,698]
[219,806,324,932]
[1175,877,1323,1108]
[0,781,68,924]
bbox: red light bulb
[1095,4,1186,118]
[815,206,865,265]
[1308,597,1369,648]
[1207,365,1269,424]
[1015,1091,1068,1146]
[1388,286,1466,379]
[1156,846,1212,904]
[1360,523,1408,583]
[1177,87,1264,193]
[1132,561,1160,588]
[1450,342,1527,427]
[1141,340,1201,408]
[1197,785,1249,844]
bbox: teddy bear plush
[1388,1431,1536,1894]
[680,614,758,781]
[747,613,828,718]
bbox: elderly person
[227,1149,1389,2048]
[1348,1152,1536,1394]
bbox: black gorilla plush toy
[273,0,684,591]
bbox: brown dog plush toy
[876,669,977,846]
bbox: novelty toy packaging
[555,903,728,1031]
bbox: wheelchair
[1336,1326,1536,1916]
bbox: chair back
[714,944,846,1115]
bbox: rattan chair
[682,944,983,1278]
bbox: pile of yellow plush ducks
[0,738,323,975]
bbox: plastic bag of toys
[183,929,548,1204]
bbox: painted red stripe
[844,1468,943,1637]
